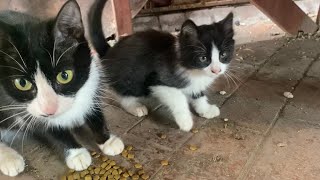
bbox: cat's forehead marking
[211,43,220,63]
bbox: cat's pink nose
[211,67,221,74]
[42,106,57,116]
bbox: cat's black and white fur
[0,0,124,177]
[90,1,235,132]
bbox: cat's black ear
[181,20,198,38]
[218,12,234,37]
[54,0,84,40]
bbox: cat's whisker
[226,70,243,83]
[52,39,57,67]
[2,112,29,141]
[0,75,25,81]
[2,39,28,70]
[0,50,27,73]
[0,107,27,112]
[0,111,28,125]
[0,104,26,108]
[56,42,85,66]
[228,72,244,84]
[42,46,54,67]
[223,74,231,89]
[0,65,25,73]
[21,116,35,153]
[10,114,32,147]
[226,72,238,85]
[225,72,239,88]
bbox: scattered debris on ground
[277,143,287,147]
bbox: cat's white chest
[181,74,214,95]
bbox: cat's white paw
[175,114,194,132]
[99,135,124,156]
[197,104,220,119]
[127,104,148,117]
[120,97,148,117]
[0,148,25,177]
[66,148,92,171]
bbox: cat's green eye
[14,78,32,91]
[57,70,73,84]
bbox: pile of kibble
[61,146,149,180]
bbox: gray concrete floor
[2,33,320,180]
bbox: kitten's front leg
[86,108,124,156]
[0,142,25,177]
[45,129,92,171]
[190,92,220,119]
[151,86,194,132]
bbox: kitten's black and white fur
[0,0,124,177]
[90,1,235,132]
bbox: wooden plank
[250,0,317,35]
[317,4,320,25]
[139,0,250,16]
[130,0,149,17]
[111,0,133,38]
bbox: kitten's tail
[88,0,109,57]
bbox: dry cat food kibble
[191,129,199,133]
[161,160,169,166]
[283,92,294,98]
[219,91,227,95]
[189,145,198,151]
[62,146,150,180]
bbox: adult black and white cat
[90,0,235,132]
[0,0,124,177]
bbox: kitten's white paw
[197,104,220,119]
[127,105,148,117]
[175,114,194,132]
[0,149,25,177]
[66,148,92,171]
[99,135,124,156]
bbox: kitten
[0,0,123,177]
[90,0,235,132]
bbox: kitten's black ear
[54,0,84,40]
[181,20,198,38]
[218,12,234,37]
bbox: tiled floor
[2,33,320,180]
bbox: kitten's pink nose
[42,106,57,116]
[211,67,221,74]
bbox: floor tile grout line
[150,38,290,180]
[236,51,320,180]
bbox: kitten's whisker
[56,42,85,66]
[225,72,239,88]
[2,113,29,141]
[42,46,54,67]
[0,65,25,73]
[10,115,31,147]
[3,39,28,70]
[0,107,26,112]
[223,74,231,89]
[0,111,27,125]
[0,75,25,81]
[226,70,244,84]
[21,116,35,153]
[52,39,57,67]
[0,104,26,109]
[0,50,27,73]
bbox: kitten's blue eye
[199,56,207,62]
[220,52,227,58]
